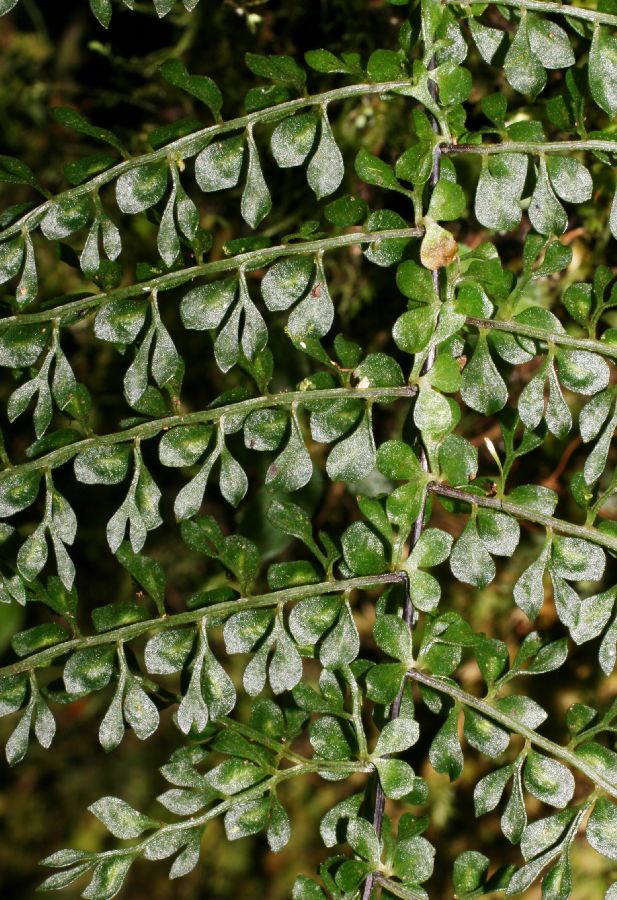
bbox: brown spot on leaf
[420,221,458,270]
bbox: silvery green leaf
[374,717,420,756]
[74,444,131,485]
[568,587,615,645]
[513,543,550,620]
[175,183,199,240]
[520,809,574,862]
[269,618,303,694]
[157,182,180,267]
[0,469,41,517]
[450,520,496,589]
[501,758,526,843]
[81,854,135,900]
[589,26,617,117]
[243,641,271,697]
[579,391,613,443]
[474,764,513,816]
[15,233,37,308]
[80,221,100,275]
[173,445,219,521]
[94,296,148,344]
[584,410,617,484]
[88,797,158,839]
[267,797,290,852]
[413,383,454,436]
[202,645,236,719]
[224,797,270,841]
[600,615,617,676]
[176,655,209,735]
[52,344,77,409]
[287,256,334,342]
[244,408,287,452]
[319,601,359,669]
[99,677,126,752]
[429,707,463,780]
[40,195,91,240]
[527,15,574,69]
[214,303,242,373]
[477,510,520,558]
[205,758,264,795]
[523,751,574,808]
[123,677,159,740]
[238,269,267,360]
[546,157,592,205]
[464,707,510,759]
[33,693,55,749]
[611,186,617,240]
[271,113,318,168]
[116,162,168,214]
[469,18,504,64]
[326,408,375,482]
[169,835,202,880]
[495,696,547,729]
[219,446,248,507]
[307,107,344,200]
[551,536,605,582]
[101,217,121,260]
[64,646,115,695]
[518,368,547,431]
[241,126,271,229]
[159,424,212,468]
[587,798,617,860]
[346,817,381,866]
[504,20,546,97]
[195,135,244,192]
[181,277,237,330]
[545,364,571,438]
[461,336,507,414]
[145,629,195,675]
[261,256,313,312]
[0,237,23,285]
[265,412,312,492]
[124,321,155,406]
[16,523,48,582]
[529,158,568,235]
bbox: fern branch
[466,316,617,360]
[0,229,422,330]
[0,80,415,244]
[407,668,617,800]
[0,385,416,482]
[0,573,405,677]
[429,483,617,554]
[444,0,617,28]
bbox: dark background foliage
[0,1,615,898]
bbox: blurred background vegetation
[0,0,616,897]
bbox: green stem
[218,717,309,765]
[157,758,372,832]
[407,669,617,800]
[569,724,617,749]
[0,385,415,482]
[465,316,617,360]
[442,140,617,155]
[0,573,404,677]
[373,875,427,900]
[0,80,416,244]
[444,0,617,27]
[342,661,369,761]
[429,483,617,554]
[0,229,422,331]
